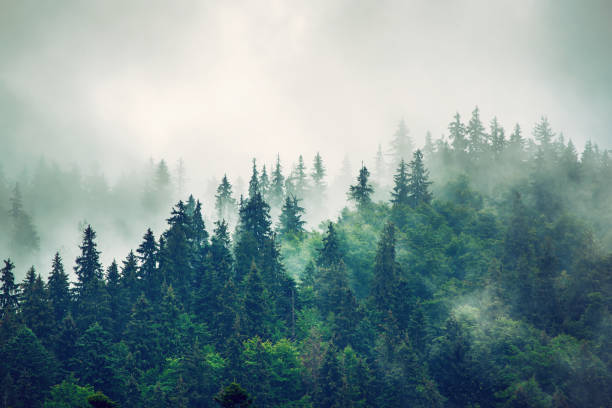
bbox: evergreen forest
[1,110,611,407]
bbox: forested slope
[1,111,611,407]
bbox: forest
[1,108,611,407]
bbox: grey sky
[1,0,611,181]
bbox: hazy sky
[1,0,611,181]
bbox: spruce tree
[137,228,160,301]
[105,260,123,339]
[124,293,160,370]
[215,174,237,222]
[311,152,327,208]
[390,159,409,207]
[73,225,109,330]
[0,259,18,318]
[317,223,343,268]
[259,165,270,200]
[278,194,306,239]
[269,154,285,209]
[407,150,432,208]
[467,106,486,157]
[248,159,259,199]
[294,155,309,199]
[348,164,374,210]
[242,262,272,339]
[370,223,400,316]
[48,252,71,324]
[391,119,414,166]
[315,345,343,408]
[19,267,53,343]
[448,112,467,153]
[8,183,40,257]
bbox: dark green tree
[315,345,343,408]
[0,259,18,318]
[2,327,57,408]
[136,228,160,302]
[214,383,253,408]
[370,223,400,316]
[390,159,409,207]
[278,194,306,239]
[19,267,53,343]
[348,164,374,210]
[215,175,237,222]
[48,252,71,324]
[407,150,432,208]
[269,154,285,209]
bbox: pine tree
[370,223,400,315]
[248,159,259,199]
[278,194,306,239]
[124,293,160,370]
[19,267,53,343]
[448,113,467,153]
[105,260,124,339]
[391,159,409,207]
[3,327,57,408]
[311,152,327,208]
[315,345,343,408]
[259,165,270,200]
[242,262,272,339]
[214,382,253,408]
[407,150,432,208]
[8,183,40,257]
[48,252,71,324]
[73,225,109,330]
[489,117,506,157]
[348,164,374,210]
[0,259,19,318]
[215,174,237,222]
[269,154,285,209]
[317,223,343,268]
[390,119,414,166]
[294,155,309,199]
[120,251,140,307]
[467,106,486,157]
[137,228,160,301]
[508,123,525,160]
[533,116,554,147]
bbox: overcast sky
[1,0,611,181]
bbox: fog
[1,0,611,277]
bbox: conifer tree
[467,106,486,157]
[124,293,160,370]
[449,112,467,153]
[390,159,409,207]
[489,117,506,157]
[269,154,285,209]
[8,183,39,257]
[294,155,309,199]
[370,223,400,315]
[73,225,109,330]
[374,144,386,185]
[312,152,326,192]
[19,266,53,343]
[407,150,432,208]
[348,164,374,210]
[242,262,272,339]
[3,327,57,408]
[248,159,259,199]
[215,174,237,222]
[278,194,306,239]
[137,228,159,301]
[533,116,554,147]
[120,251,140,306]
[105,260,123,339]
[259,164,270,200]
[0,259,18,319]
[48,252,71,324]
[391,119,414,166]
[317,223,343,270]
[315,345,343,408]
[214,382,253,408]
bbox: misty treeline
[1,107,611,407]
